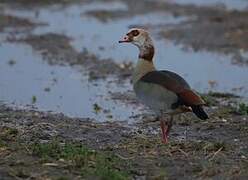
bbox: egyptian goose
[119,28,208,143]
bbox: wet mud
[0,14,36,32]
[159,7,248,66]
[13,33,132,79]
[1,95,248,179]
[85,0,248,65]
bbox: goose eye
[132,30,139,36]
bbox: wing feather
[139,70,205,106]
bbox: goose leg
[160,118,168,144]
[160,115,174,144]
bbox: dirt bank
[159,8,248,66]
[1,93,248,179]
[0,14,37,32]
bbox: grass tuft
[31,95,37,104]
[237,103,248,115]
[31,141,130,180]
[0,127,18,141]
[200,94,218,106]
[208,92,239,98]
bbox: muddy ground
[1,0,248,179]
[1,95,248,179]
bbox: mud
[14,33,133,80]
[0,0,81,7]
[1,94,248,179]
[0,14,36,32]
[159,9,248,66]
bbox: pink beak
[119,35,130,43]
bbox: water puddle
[3,2,186,55]
[167,0,248,11]
[1,1,248,122]
[155,41,248,97]
[0,43,142,122]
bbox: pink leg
[160,116,173,144]
[160,120,168,144]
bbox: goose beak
[119,35,131,43]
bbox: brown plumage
[119,28,208,143]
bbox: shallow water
[168,0,248,10]
[155,41,248,96]
[1,1,248,121]
[0,43,142,122]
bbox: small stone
[241,155,246,159]
[222,118,227,122]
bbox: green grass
[0,127,18,141]
[201,91,239,106]
[0,139,5,148]
[93,103,102,114]
[169,140,228,154]
[31,141,130,180]
[207,92,239,98]
[202,141,227,152]
[237,103,248,115]
[8,59,16,66]
[56,177,69,180]
[6,128,18,136]
[31,95,37,104]
[213,106,235,118]
[200,94,218,106]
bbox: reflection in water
[155,41,248,96]
[0,43,142,121]
[1,1,248,120]
[168,0,248,10]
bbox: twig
[7,168,23,180]
[178,148,188,157]
[143,118,159,124]
[23,143,32,155]
[116,153,135,160]
[209,147,223,160]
